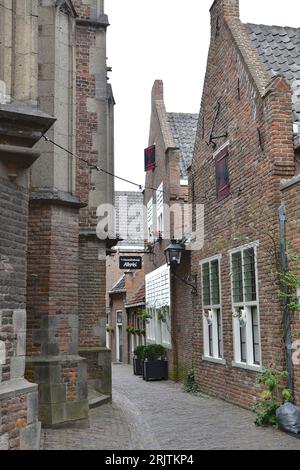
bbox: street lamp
[164,239,197,295]
[164,239,184,268]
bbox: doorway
[116,310,123,362]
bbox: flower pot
[133,357,144,376]
[143,359,168,381]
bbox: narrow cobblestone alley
[42,365,300,450]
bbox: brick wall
[189,0,296,407]
[0,175,40,449]
[0,177,28,311]
[79,238,106,349]
[27,203,80,357]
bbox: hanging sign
[144,145,156,172]
[119,256,142,270]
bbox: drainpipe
[278,202,294,392]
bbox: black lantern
[164,239,184,268]
[164,238,198,295]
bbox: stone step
[88,386,111,409]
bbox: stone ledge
[76,15,110,29]
[30,189,86,208]
[281,174,300,190]
[0,378,38,400]
[79,347,111,354]
[26,354,86,365]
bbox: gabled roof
[167,113,198,179]
[246,23,300,123]
[125,282,145,308]
[109,275,126,294]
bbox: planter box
[133,357,144,376]
[143,360,168,381]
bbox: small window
[215,145,230,201]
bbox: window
[145,264,171,347]
[230,243,261,367]
[147,198,153,241]
[156,182,164,235]
[201,256,223,360]
[214,144,230,201]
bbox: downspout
[278,202,294,392]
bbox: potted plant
[106,325,114,334]
[142,344,168,381]
[133,345,146,376]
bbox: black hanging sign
[144,145,156,172]
[119,256,142,270]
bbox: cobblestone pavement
[42,364,300,450]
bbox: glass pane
[240,326,247,363]
[251,306,260,365]
[211,260,220,305]
[254,345,260,365]
[232,252,243,303]
[244,248,257,302]
[217,309,223,358]
[208,324,213,357]
[202,263,210,306]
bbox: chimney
[152,80,164,102]
[210,0,240,19]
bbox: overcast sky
[107,0,299,191]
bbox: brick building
[144,80,198,380]
[107,191,145,364]
[0,0,114,442]
[189,0,300,407]
[0,1,55,449]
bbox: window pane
[251,306,260,365]
[208,324,213,357]
[232,252,243,303]
[217,309,223,358]
[211,260,220,305]
[244,248,257,302]
[240,326,247,363]
[202,263,210,306]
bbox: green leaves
[253,364,292,427]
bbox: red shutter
[215,146,230,201]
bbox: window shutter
[215,146,230,201]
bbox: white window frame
[200,255,225,365]
[229,241,262,371]
[147,198,153,242]
[156,182,164,236]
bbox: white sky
[107,0,300,191]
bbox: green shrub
[252,364,293,427]
[134,345,147,359]
[142,344,166,361]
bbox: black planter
[143,360,168,381]
[133,357,144,376]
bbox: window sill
[231,361,261,372]
[202,356,226,365]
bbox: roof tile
[246,23,300,122]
